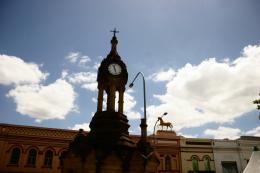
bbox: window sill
[7,163,19,167]
[24,164,36,168]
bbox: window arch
[44,150,53,167]
[9,147,21,165]
[27,149,37,166]
[191,155,199,171]
[165,155,172,170]
[203,156,211,171]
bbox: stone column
[118,90,124,113]
[97,89,103,112]
[107,86,116,112]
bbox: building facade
[153,130,181,173]
[0,123,180,173]
[237,136,260,171]
[1,123,260,173]
[180,137,215,173]
[0,123,75,173]
[213,137,260,173]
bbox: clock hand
[113,65,117,73]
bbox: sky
[0,0,260,139]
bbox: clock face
[108,63,122,75]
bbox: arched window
[44,150,53,167]
[59,151,66,167]
[165,155,172,170]
[9,147,21,165]
[27,149,37,166]
[192,156,199,171]
[204,156,211,171]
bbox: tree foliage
[253,93,260,110]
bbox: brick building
[0,123,75,173]
[0,123,182,173]
[1,123,260,173]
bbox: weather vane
[110,28,119,37]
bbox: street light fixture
[129,72,147,140]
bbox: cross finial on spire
[110,28,119,37]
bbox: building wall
[213,137,260,173]
[153,130,181,173]
[213,139,243,173]
[1,123,260,173]
[0,124,182,173]
[180,137,215,173]
[0,124,76,173]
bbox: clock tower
[60,30,159,173]
[87,29,134,149]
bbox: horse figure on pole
[158,117,173,130]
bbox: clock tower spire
[110,28,119,54]
[96,29,127,113]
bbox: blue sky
[1,0,260,139]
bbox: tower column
[107,86,116,112]
[97,89,103,112]
[118,89,124,113]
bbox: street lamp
[129,72,147,140]
[153,112,168,144]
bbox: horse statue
[158,117,173,130]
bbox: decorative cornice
[0,123,77,139]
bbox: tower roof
[110,28,119,55]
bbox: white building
[237,136,260,171]
[213,136,260,173]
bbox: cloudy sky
[1,0,260,139]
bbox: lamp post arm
[129,72,142,85]
[129,72,146,120]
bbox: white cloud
[110,89,142,119]
[65,52,91,66]
[81,82,97,92]
[71,123,90,131]
[179,133,198,138]
[7,79,77,122]
[93,62,101,70]
[149,68,176,82]
[0,54,48,85]
[78,56,91,66]
[147,45,260,130]
[64,52,100,92]
[66,72,97,92]
[68,72,96,84]
[123,90,142,119]
[61,70,69,79]
[204,125,260,139]
[65,52,80,63]
[204,126,241,139]
[92,97,97,103]
[246,126,260,137]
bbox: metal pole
[129,72,147,139]
[153,119,159,144]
